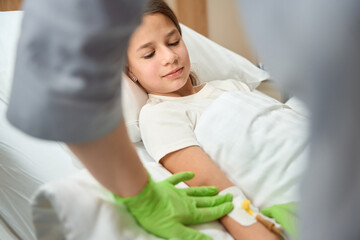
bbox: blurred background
[1,0,282,101]
[164,0,258,65]
[0,0,258,65]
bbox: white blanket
[195,91,309,208]
[31,163,233,240]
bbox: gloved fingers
[261,202,298,218]
[193,193,233,208]
[261,202,299,239]
[165,171,195,185]
[194,202,234,223]
[166,223,213,240]
[261,207,274,218]
[184,186,218,197]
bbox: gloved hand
[261,202,299,239]
[114,172,234,240]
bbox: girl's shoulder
[207,79,251,92]
[140,100,183,120]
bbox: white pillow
[0,11,269,143]
[121,74,148,142]
[182,24,268,88]
[0,11,23,103]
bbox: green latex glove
[261,202,299,239]
[114,172,234,240]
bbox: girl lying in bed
[126,0,302,239]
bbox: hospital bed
[0,10,308,240]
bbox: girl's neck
[152,77,197,97]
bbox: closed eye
[144,51,155,59]
[168,40,180,46]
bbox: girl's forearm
[160,146,233,190]
[221,215,281,240]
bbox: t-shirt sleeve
[139,104,199,162]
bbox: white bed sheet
[0,99,80,240]
[0,216,19,240]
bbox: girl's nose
[161,47,178,66]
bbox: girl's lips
[163,67,184,79]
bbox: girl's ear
[125,65,133,79]
[126,68,147,93]
[126,63,138,82]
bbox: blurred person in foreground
[236,1,360,239]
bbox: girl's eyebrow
[165,29,177,38]
[136,29,178,52]
[137,42,153,52]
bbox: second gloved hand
[114,172,234,240]
[261,202,299,239]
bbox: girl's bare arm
[160,146,281,240]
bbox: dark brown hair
[144,0,182,36]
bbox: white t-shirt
[139,79,251,162]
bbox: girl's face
[127,13,192,96]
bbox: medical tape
[219,186,258,226]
